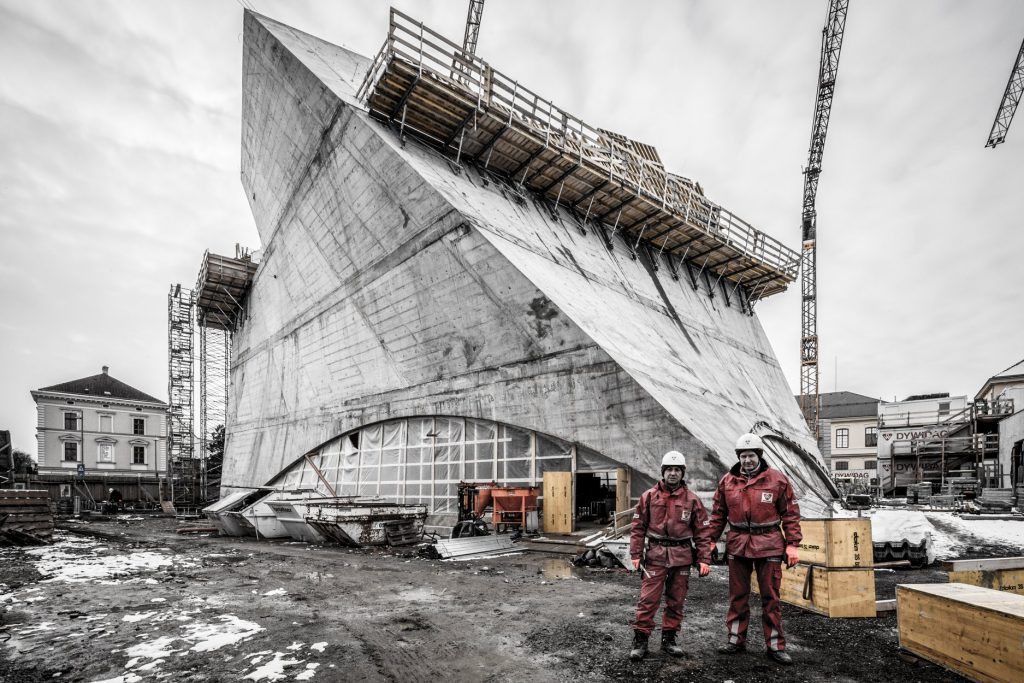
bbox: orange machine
[489,485,539,533]
[456,481,539,534]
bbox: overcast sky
[2,0,1022,454]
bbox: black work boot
[766,649,793,665]
[661,630,684,657]
[629,631,649,661]
[717,641,745,655]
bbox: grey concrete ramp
[229,11,834,513]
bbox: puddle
[540,558,584,579]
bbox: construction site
[3,2,1024,682]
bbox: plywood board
[897,583,1024,683]
[615,468,630,516]
[543,471,573,534]
[798,518,872,567]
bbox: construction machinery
[799,0,850,437]
[985,35,1024,148]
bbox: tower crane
[462,0,486,61]
[799,0,850,437]
[985,36,1024,148]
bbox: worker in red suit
[706,433,802,666]
[628,451,712,661]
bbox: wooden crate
[897,583,1024,683]
[797,517,872,567]
[753,563,876,617]
[944,556,1024,596]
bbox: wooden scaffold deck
[357,9,800,302]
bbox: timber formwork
[357,9,800,300]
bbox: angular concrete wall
[227,12,828,506]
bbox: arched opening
[260,415,651,533]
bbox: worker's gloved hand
[697,562,710,577]
[631,558,641,571]
[784,546,799,568]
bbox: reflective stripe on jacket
[706,460,802,559]
[629,481,712,567]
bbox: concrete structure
[30,367,167,503]
[804,391,879,492]
[224,11,835,525]
[975,359,1024,490]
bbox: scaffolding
[167,284,197,510]
[194,249,257,503]
[199,325,229,502]
[166,250,257,511]
[357,9,800,301]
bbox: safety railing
[357,8,801,288]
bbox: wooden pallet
[384,520,421,547]
[897,583,1024,683]
[0,489,54,541]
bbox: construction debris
[0,489,53,546]
[432,533,516,560]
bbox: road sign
[76,463,85,479]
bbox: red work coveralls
[706,459,802,652]
[629,481,711,636]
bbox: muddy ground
[0,515,982,682]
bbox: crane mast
[462,0,486,61]
[985,36,1024,148]
[800,0,849,437]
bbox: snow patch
[309,642,327,653]
[243,652,304,681]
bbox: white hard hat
[661,451,686,468]
[734,433,765,455]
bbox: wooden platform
[358,8,799,302]
[897,583,1024,683]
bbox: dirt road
[2,516,965,682]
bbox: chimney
[102,366,109,375]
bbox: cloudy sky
[2,0,1022,454]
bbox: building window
[865,427,877,448]
[64,442,79,461]
[64,412,79,430]
[835,428,849,449]
[133,418,145,436]
[834,460,849,471]
[99,414,113,433]
[865,460,877,470]
[98,444,115,463]
[132,446,146,465]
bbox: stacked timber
[754,518,876,618]
[897,583,1024,683]
[978,488,1015,511]
[0,489,54,544]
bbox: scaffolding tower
[167,284,197,511]
[193,248,258,502]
